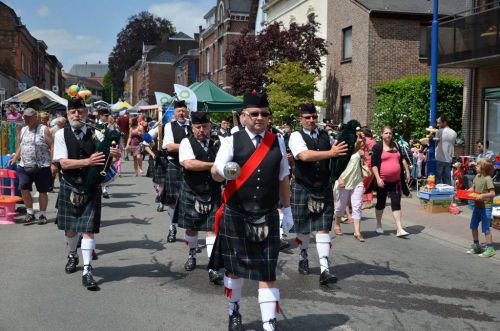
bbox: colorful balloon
[68,85,79,96]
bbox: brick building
[124,32,199,105]
[174,49,199,87]
[437,0,500,155]
[326,0,466,126]
[198,0,258,91]
[0,1,64,98]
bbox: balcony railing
[434,5,500,67]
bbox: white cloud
[149,1,213,37]
[31,29,111,69]
[36,5,50,17]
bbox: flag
[154,92,172,106]
[174,84,197,112]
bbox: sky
[5,0,214,71]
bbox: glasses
[302,115,318,120]
[245,111,271,118]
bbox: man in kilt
[141,125,164,208]
[162,100,191,242]
[288,103,347,285]
[175,111,223,285]
[53,98,121,290]
[211,91,293,331]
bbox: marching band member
[175,111,224,285]
[217,117,231,138]
[162,100,192,242]
[210,90,293,331]
[288,103,348,285]
[54,98,120,290]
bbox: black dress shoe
[208,269,223,285]
[167,228,177,242]
[184,255,196,271]
[155,195,160,203]
[268,318,279,330]
[279,238,290,251]
[82,266,99,291]
[102,192,110,199]
[157,204,165,212]
[228,305,242,331]
[298,259,309,275]
[319,269,338,285]
[65,255,79,274]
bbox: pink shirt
[380,149,401,183]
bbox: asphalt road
[0,161,499,331]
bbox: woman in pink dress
[126,117,144,176]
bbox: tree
[108,11,175,96]
[102,70,113,103]
[265,60,325,124]
[372,76,464,140]
[225,22,328,95]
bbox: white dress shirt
[162,120,190,150]
[214,127,290,180]
[53,126,89,161]
[289,128,335,160]
[179,138,210,166]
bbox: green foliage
[265,60,325,123]
[102,70,113,103]
[373,76,463,139]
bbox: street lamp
[427,0,439,176]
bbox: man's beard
[69,119,83,128]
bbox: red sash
[213,131,277,234]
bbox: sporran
[194,195,212,215]
[244,215,269,243]
[307,194,326,214]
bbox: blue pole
[428,0,439,176]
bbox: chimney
[99,60,101,64]
[194,33,200,43]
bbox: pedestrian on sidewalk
[466,158,496,257]
[368,126,411,237]
[361,127,376,209]
[9,108,54,225]
[125,116,144,176]
[433,115,457,185]
[117,111,130,160]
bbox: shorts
[17,166,54,193]
[470,207,492,235]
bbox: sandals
[354,234,365,242]
[333,227,343,236]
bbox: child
[467,158,496,257]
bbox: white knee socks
[224,276,243,315]
[316,233,331,273]
[259,288,280,331]
[206,236,216,258]
[81,238,95,275]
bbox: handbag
[360,158,372,178]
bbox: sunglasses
[302,115,318,120]
[245,111,271,118]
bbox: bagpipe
[78,119,121,193]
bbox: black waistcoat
[62,126,96,186]
[169,121,191,163]
[294,129,331,189]
[183,137,220,195]
[228,130,282,214]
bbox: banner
[174,84,197,112]
[154,92,172,106]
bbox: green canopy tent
[191,80,242,113]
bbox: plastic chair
[0,169,23,224]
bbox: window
[21,53,25,71]
[342,27,352,61]
[419,24,430,59]
[91,72,96,77]
[206,48,211,73]
[219,40,224,69]
[341,96,351,123]
[219,3,224,23]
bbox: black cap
[174,100,187,109]
[299,103,316,114]
[97,106,110,115]
[68,98,85,110]
[243,89,269,109]
[191,111,210,124]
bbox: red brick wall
[0,5,17,77]
[145,63,175,104]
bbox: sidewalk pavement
[372,191,500,261]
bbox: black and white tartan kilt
[291,179,334,234]
[208,205,280,282]
[152,158,168,185]
[174,181,221,232]
[56,179,102,234]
